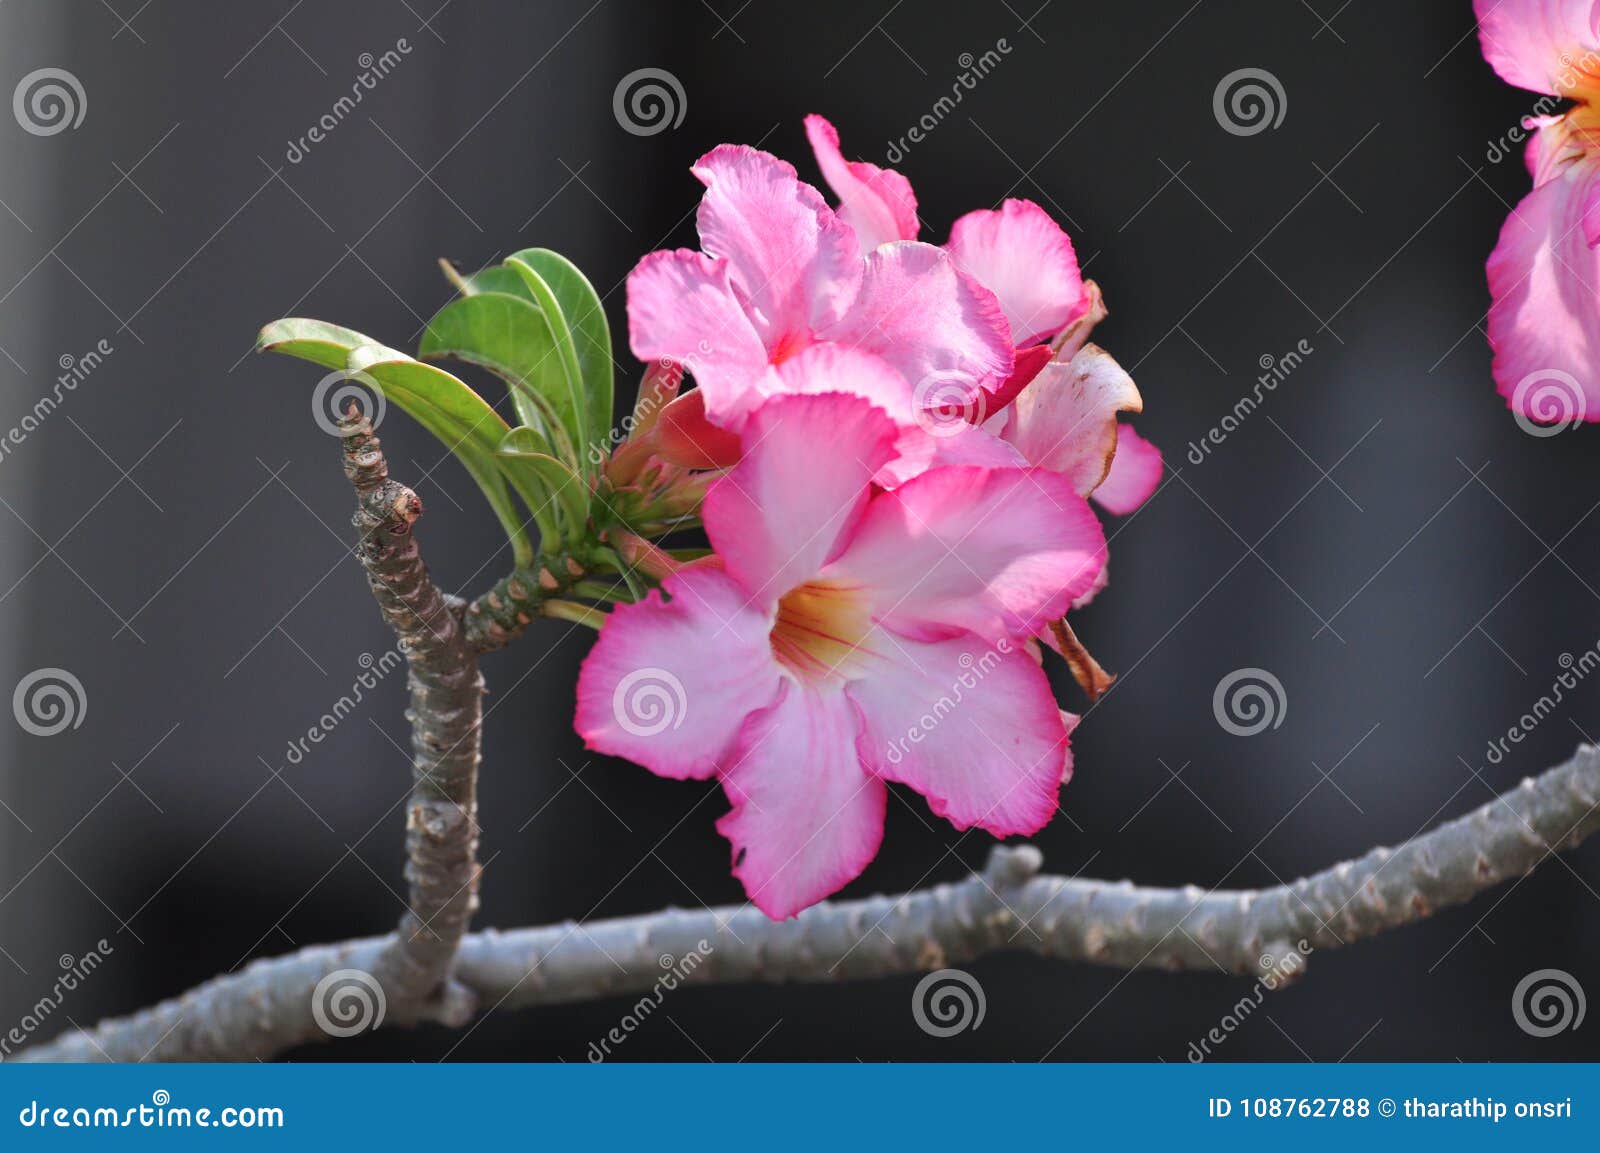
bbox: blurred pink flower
[1477,0,1600,422]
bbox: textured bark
[338,412,481,1017]
[19,744,1600,1062]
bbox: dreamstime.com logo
[1511,369,1587,436]
[1512,968,1586,1037]
[13,67,86,136]
[312,368,385,435]
[613,67,686,136]
[1213,67,1286,136]
[1212,667,1286,736]
[310,968,386,1038]
[911,968,986,1037]
[613,667,687,737]
[12,668,86,736]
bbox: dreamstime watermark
[12,668,86,736]
[0,338,113,467]
[283,649,403,766]
[1511,369,1586,436]
[613,67,686,136]
[285,40,412,163]
[1213,67,1286,136]
[1186,338,1311,464]
[585,941,714,1060]
[0,940,114,1060]
[1212,667,1286,736]
[884,39,1013,163]
[1185,940,1312,1061]
[911,968,985,1037]
[1483,643,1600,767]
[586,359,676,466]
[1512,968,1585,1037]
[13,67,85,136]
[612,667,687,737]
[311,367,386,436]
[311,968,386,1038]
[1486,50,1599,164]
[884,638,1012,764]
[911,370,986,439]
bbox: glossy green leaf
[417,291,582,471]
[507,248,614,462]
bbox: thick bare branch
[19,745,1600,1061]
[338,412,482,1017]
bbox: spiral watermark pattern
[912,371,985,439]
[613,67,686,136]
[311,368,385,436]
[1511,369,1587,436]
[1512,968,1586,1037]
[1212,667,1286,736]
[12,668,86,736]
[311,968,386,1037]
[612,667,687,737]
[13,67,86,136]
[911,968,986,1037]
[1212,67,1286,136]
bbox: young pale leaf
[507,248,615,463]
[417,291,581,471]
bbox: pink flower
[805,114,1162,511]
[575,393,1106,918]
[1477,0,1600,422]
[626,145,1015,436]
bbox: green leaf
[499,426,591,544]
[417,291,582,469]
[257,318,394,370]
[507,249,614,462]
[503,258,591,460]
[450,262,537,301]
[258,317,538,566]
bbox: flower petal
[1486,162,1600,421]
[575,567,783,780]
[717,681,886,918]
[1002,343,1144,494]
[1092,424,1164,515]
[649,387,745,469]
[626,249,772,423]
[825,241,1015,401]
[803,114,919,255]
[1475,0,1600,95]
[849,633,1070,836]
[946,199,1087,345]
[827,465,1107,642]
[692,144,861,344]
[704,392,901,604]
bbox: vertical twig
[339,410,481,1023]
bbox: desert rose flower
[804,114,1162,510]
[575,392,1106,918]
[1476,0,1600,422]
[626,144,1015,437]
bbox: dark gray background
[0,0,1596,1061]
